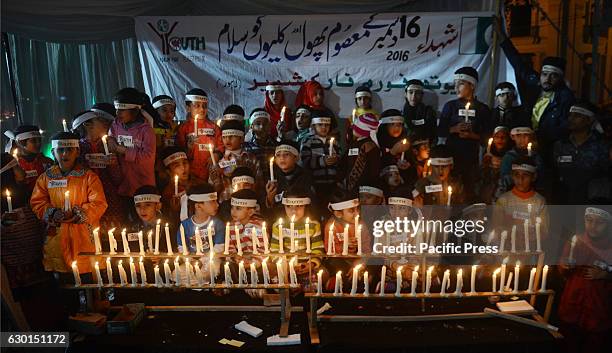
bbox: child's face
[195,200,219,217]
[53,147,79,171]
[584,215,609,239]
[493,132,509,150]
[432,165,451,182]
[187,101,207,118]
[405,89,423,106]
[84,118,110,139]
[335,206,359,223]
[268,90,284,106]
[222,135,243,150]
[157,105,176,123]
[389,204,410,219]
[23,137,42,154]
[385,171,403,187]
[295,112,311,130]
[169,159,190,182]
[135,202,161,223]
[231,205,255,223]
[359,193,383,206]
[312,88,324,106]
[386,123,403,138]
[275,151,297,172]
[250,118,270,139]
[413,144,430,160]
[313,123,330,137]
[496,93,514,108]
[511,170,535,192]
[454,80,474,99]
[356,96,371,109]
[116,109,139,124]
[512,133,532,149]
[284,204,306,221]
[568,112,592,132]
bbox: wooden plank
[263,293,280,306]
[64,283,292,290]
[303,290,554,299]
[532,314,563,339]
[317,312,489,322]
[109,305,303,312]
[484,308,559,331]
[307,313,320,345]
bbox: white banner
[135,12,515,120]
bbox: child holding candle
[402,79,437,143]
[437,66,491,204]
[263,84,293,139]
[220,104,245,124]
[225,189,265,255]
[558,206,612,353]
[408,138,430,180]
[127,185,165,250]
[379,161,407,196]
[498,126,544,195]
[151,95,178,149]
[413,145,463,207]
[300,111,340,210]
[217,167,259,220]
[177,183,225,254]
[294,80,337,133]
[338,113,380,192]
[375,109,411,170]
[159,146,204,217]
[480,126,512,203]
[280,105,312,145]
[30,132,107,275]
[324,189,370,256]
[358,182,385,206]
[244,109,278,182]
[175,88,223,182]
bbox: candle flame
[119,260,123,265]
[129,257,134,263]
[305,217,310,224]
[515,260,521,267]
[330,137,335,144]
[263,257,268,263]
[122,228,126,234]
[397,266,403,272]
[102,135,108,142]
[330,222,335,231]
[447,186,452,194]
[402,138,407,145]
[94,227,100,233]
[488,137,493,146]
[278,218,283,224]
[72,260,77,267]
[354,264,362,271]
[318,269,323,276]
[140,256,144,262]
[164,259,169,264]
[64,190,70,197]
[494,268,501,275]
[427,265,434,273]
[165,223,169,227]
[95,261,99,267]
[107,257,111,262]
[174,174,179,182]
[465,102,471,110]
[155,264,159,270]
[5,189,10,197]
[11,149,18,159]
[336,270,342,276]
[290,214,296,222]
[414,265,419,272]
[157,219,161,225]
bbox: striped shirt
[270,219,324,267]
[300,134,339,187]
[225,215,266,254]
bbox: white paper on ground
[267,334,301,346]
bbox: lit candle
[524,219,530,252]
[208,144,216,164]
[395,266,403,296]
[363,271,369,296]
[62,119,68,132]
[154,219,161,255]
[238,260,246,286]
[262,222,269,254]
[410,266,419,296]
[163,259,172,287]
[333,271,343,296]
[316,269,323,295]
[446,186,452,206]
[356,225,363,256]
[209,252,216,285]
[513,261,520,293]
[262,257,270,286]
[500,260,507,293]
[380,265,387,296]
[174,175,179,196]
[165,223,173,255]
[206,221,214,253]
[93,227,101,254]
[118,260,127,286]
[492,268,500,292]
[5,189,13,213]
[527,267,536,293]
[64,190,70,212]
[400,139,408,161]
[351,264,362,295]
[511,224,517,253]
[425,266,434,295]
[289,215,296,252]
[276,259,285,285]
[281,106,287,123]
[427,159,431,176]
[499,230,508,253]
[194,261,204,286]
[568,235,577,263]
[269,157,275,182]
[305,218,311,253]
[139,257,147,286]
[224,222,230,255]
[351,108,356,122]
[174,256,181,286]
[470,265,477,294]
[234,223,243,256]
[179,224,188,255]
[536,217,542,252]
[251,225,259,255]
[194,114,199,136]
[11,149,18,160]
[109,228,118,255]
[329,137,335,156]
[289,256,298,287]
[527,142,532,157]
[455,269,463,296]
[147,230,153,253]
[154,265,163,287]
[249,262,258,285]
[327,222,335,255]
[101,135,110,155]
[440,269,450,295]
[106,257,114,285]
[129,257,137,286]
[224,262,232,287]
[463,102,471,123]
[121,228,130,255]
[138,231,145,256]
[277,218,284,254]
[487,137,493,154]
[539,265,548,292]
[72,261,81,286]
[194,228,203,255]
[342,224,349,256]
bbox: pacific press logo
[148,19,206,56]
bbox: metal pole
[1,32,22,125]
[487,0,503,108]
[590,0,601,103]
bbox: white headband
[185,94,208,103]
[91,109,115,121]
[152,99,176,109]
[355,91,371,98]
[14,131,41,141]
[412,139,429,146]
[72,111,99,129]
[495,88,515,96]
[585,207,611,221]
[180,192,218,221]
[282,197,311,206]
[51,139,80,148]
[223,113,244,121]
[295,108,311,116]
[311,117,332,125]
[359,186,384,197]
[265,85,282,92]
[134,194,162,204]
[569,106,595,118]
[430,157,453,166]
[163,152,187,166]
[406,84,424,92]
[275,145,299,157]
[381,165,400,175]
[541,65,563,75]
[231,198,258,207]
[511,127,534,135]
[388,197,413,206]
[453,73,477,86]
[329,198,359,211]
[379,116,404,124]
[232,175,255,186]
[249,111,271,125]
[494,126,509,134]
[114,102,141,110]
[512,163,537,173]
[222,129,245,137]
